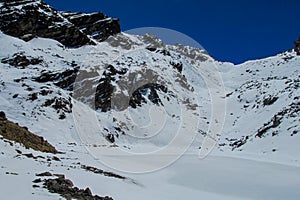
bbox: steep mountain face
[0,0,120,46]
[61,11,120,42]
[0,30,299,160]
[217,51,299,159]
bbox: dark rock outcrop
[294,37,300,55]
[170,61,183,73]
[42,97,72,120]
[95,80,168,112]
[81,165,126,180]
[61,12,120,42]
[0,111,58,153]
[0,0,92,46]
[43,176,113,200]
[33,68,79,91]
[94,65,169,112]
[1,53,43,68]
[0,0,120,47]
[129,83,168,108]
[95,65,127,112]
[263,96,278,106]
[256,102,299,138]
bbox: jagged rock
[28,92,38,101]
[0,116,58,153]
[0,111,6,120]
[43,176,113,200]
[106,134,115,143]
[1,53,42,68]
[81,165,126,179]
[51,97,72,113]
[33,68,79,91]
[263,96,278,106]
[95,78,114,112]
[95,65,127,112]
[0,0,120,47]
[254,102,300,138]
[142,33,165,49]
[256,115,281,138]
[61,11,120,42]
[294,37,300,55]
[129,83,168,108]
[0,0,93,46]
[42,97,72,120]
[170,61,183,73]
[229,136,249,150]
[94,64,170,112]
[157,49,171,56]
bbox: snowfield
[0,30,299,199]
[1,139,300,199]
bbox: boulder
[0,111,6,120]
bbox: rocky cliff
[0,0,120,46]
[294,37,300,55]
[61,11,120,42]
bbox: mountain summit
[0,0,120,46]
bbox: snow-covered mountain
[0,0,120,46]
[0,0,299,199]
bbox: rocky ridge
[0,0,120,46]
[61,11,120,42]
[0,111,58,153]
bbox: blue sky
[44,0,300,64]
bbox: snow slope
[0,30,299,199]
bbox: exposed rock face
[0,0,92,46]
[0,111,58,153]
[294,37,300,55]
[1,53,43,68]
[0,0,120,46]
[61,12,120,42]
[33,67,79,91]
[94,64,170,112]
[129,83,168,108]
[95,65,127,112]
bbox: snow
[0,31,299,199]
[1,138,300,199]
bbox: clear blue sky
[44,0,300,64]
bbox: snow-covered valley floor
[2,137,300,200]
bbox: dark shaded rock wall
[294,37,300,55]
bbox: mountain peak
[0,0,120,46]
